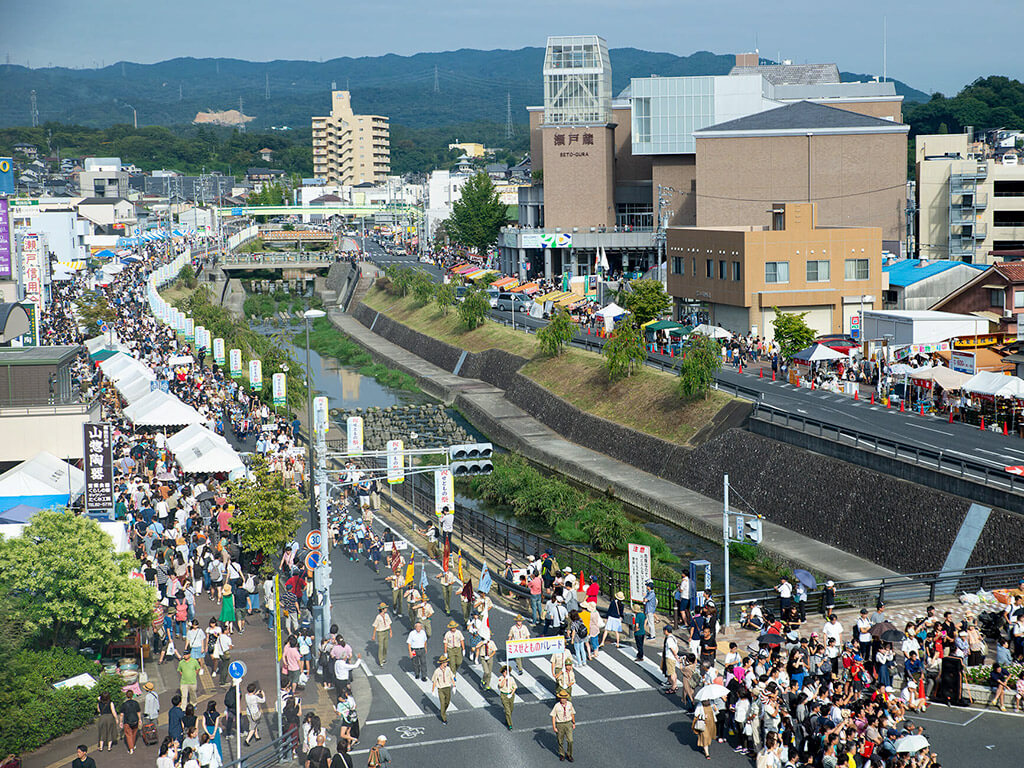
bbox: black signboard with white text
[83,423,113,511]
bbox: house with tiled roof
[883,258,986,310]
[930,261,1024,334]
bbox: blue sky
[5,0,1020,94]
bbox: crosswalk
[366,647,666,722]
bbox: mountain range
[0,47,928,131]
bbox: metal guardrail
[752,403,1023,495]
[219,726,295,768]
[340,264,362,312]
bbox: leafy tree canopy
[456,286,491,330]
[537,308,575,357]
[446,173,507,254]
[771,308,817,360]
[0,510,155,647]
[603,319,647,380]
[620,279,671,326]
[678,335,722,400]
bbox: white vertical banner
[195,325,207,349]
[229,348,242,379]
[387,439,404,485]
[313,396,329,436]
[213,338,226,365]
[248,359,263,391]
[184,317,195,341]
[627,543,652,602]
[434,468,453,515]
[272,373,287,407]
[346,416,364,456]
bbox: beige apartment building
[917,132,1024,264]
[312,91,390,185]
[666,202,883,339]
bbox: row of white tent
[892,365,1024,398]
[87,250,246,479]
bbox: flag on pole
[479,563,493,594]
[457,550,464,583]
[420,561,428,590]
[405,552,415,586]
[389,544,401,575]
[442,537,451,573]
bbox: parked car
[495,292,531,312]
[814,334,858,354]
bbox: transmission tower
[505,92,515,139]
[30,89,39,127]
[433,65,440,94]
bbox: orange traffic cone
[811,380,815,390]
[854,389,859,401]
[919,404,925,416]
[981,418,986,430]
[900,401,904,412]
[738,364,743,374]
[1004,422,1009,436]
[886,398,890,409]
[949,411,954,423]
[771,371,776,381]
[870,393,875,405]
[759,368,763,379]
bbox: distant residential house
[930,261,1024,336]
[258,148,274,162]
[246,168,286,182]
[75,197,136,229]
[883,258,986,311]
[13,143,38,159]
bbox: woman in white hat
[601,591,626,648]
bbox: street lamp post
[302,308,327,645]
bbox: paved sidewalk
[23,604,333,768]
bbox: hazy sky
[6,0,1019,94]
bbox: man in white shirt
[661,626,680,692]
[855,609,873,658]
[775,577,793,614]
[407,622,428,682]
[823,614,843,646]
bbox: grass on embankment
[361,286,730,445]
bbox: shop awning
[511,282,540,294]
[491,277,517,289]
[962,371,1024,398]
[909,366,973,391]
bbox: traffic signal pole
[723,473,731,629]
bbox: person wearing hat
[475,632,498,689]
[507,615,530,673]
[554,657,576,699]
[142,681,160,726]
[403,583,421,626]
[415,597,434,640]
[601,591,626,648]
[367,735,390,767]
[431,655,455,724]
[442,621,465,679]
[385,570,403,614]
[822,580,836,616]
[496,665,518,729]
[550,689,576,762]
[438,567,458,615]
[371,603,393,666]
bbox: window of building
[691,257,696,276]
[672,257,684,275]
[1015,290,1024,308]
[990,288,1005,308]
[806,260,830,282]
[765,261,789,284]
[615,202,653,229]
[844,259,869,281]
[732,261,740,281]
[706,259,714,278]
[719,260,727,280]
[634,97,651,144]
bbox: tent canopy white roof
[116,373,159,403]
[166,424,230,454]
[692,323,733,339]
[123,390,205,426]
[594,302,628,318]
[962,371,1024,398]
[793,343,849,362]
[908,366,974,391]
[0,451,85,498]
[177,444,245,476]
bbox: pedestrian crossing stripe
[528,657,588,695]
[600,650,653,689]
[573,662,618,692]
[409,671,457,711]
[620,648,664,681]
[377,673,421,717]
[452,674,489,708]
[511,667,549,699]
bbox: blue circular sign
[305,551,321,571]
[228,660,247,680]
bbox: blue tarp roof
[884,259,986,287]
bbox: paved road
[325,520,1023,766]
[361,242,1024,492]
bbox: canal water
[268,317,776,593]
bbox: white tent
[962,371,1024,398]
[792,343,849,363]
[99,353,155,384]
[166,423,230,453]
[116,373,160,404]
[594,302,629,333]
[0,451,85,499]
[908,366,973,391]
[123,390,205,426]
[692,323,733,340]
[168,425,244,477]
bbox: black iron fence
[219,726,295,768]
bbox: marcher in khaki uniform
[555,658,576,698]
[551,647,573,679]
[385,572,402,612]
[431,655,455,724]
[443,621,465,678]
[507,615,530,674]
[551,690,576,762]
[497,665,517,729]
[476,635,498,689]
[404,585,420,625]
[371,603,393,666]
[439,568,457,615]
[416,598,434,638]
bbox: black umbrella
[880,629,905,643]
[196,490,217,502]
[759,633,785,644]
[870,621,898,639]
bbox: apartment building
[311,91,390,185]
[917,132,1024,264]
[665,202,883,339]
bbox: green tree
[536,308,575,357]
[603,319,646,380]
[678,335,722,400]
[620,279,671,325]
[385,265,415,297]
[0,510,155,647]
[74,292,118,331]
[411,271,435,306]
[434,282,456,316]
[226,455,305,577]
[771,307,817,360]
[456,286,490,330]
[446,172,506,254]
[178,264,198,289]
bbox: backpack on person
[367,746,382,768]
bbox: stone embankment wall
[349,302,1016,572]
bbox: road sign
[305,530,322,550]
[305,550,321,571]
[228,660,247,680]
[627,543,651,601]
[1006,466,1024,476]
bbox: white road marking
[529,657,588,695]
[601,650,654,689]
[511,666,552,699]
[409,671,457,711]
[451,673,490,708]
[376,673,423,717]
[572,662,618,692]
[906,423,953,436]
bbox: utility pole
[505,92,514,140]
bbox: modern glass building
[542,35,612,126]
[630,74,775,155]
